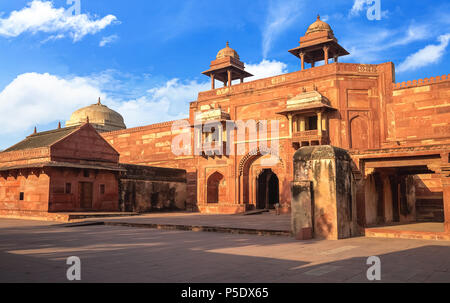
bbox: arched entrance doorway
[256,169,279,209]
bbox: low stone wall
[119,164,187,212]
[0,209,71,222]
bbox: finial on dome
[58,121,61,129]
[317,14,320,20]
[226,41,229,47]
[33,126,37,134]
[86,116,90,123]
[97,97,101,105]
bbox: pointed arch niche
[349,112,370,150]
[207,171,224,203]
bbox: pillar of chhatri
[202,42,253,89]
[288,15,349,70]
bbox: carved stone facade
[1,17,449,239]
[100,17,450,238]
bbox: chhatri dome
[65,98,126,133]
[305,15,334,36]
[288,15,349,70]
[216,42,240,60]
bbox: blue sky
[0,0,449,149]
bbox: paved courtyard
[84,211,291,233]
[1,218,450,283]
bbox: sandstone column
[323,46,329,65]
[317,112,322,132]
[300,52,305,71]
[299,117,306,132]
[442,175,450,233]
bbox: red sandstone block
[294,227,313,240]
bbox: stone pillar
[291,181,313,240]
[321,112,327,131]
[311,61,315,68]
[317,112,322,132]
[334,55,338,63]
[442,175,450,233]
[211,74,215,90]
[227,70,232,87]
[240,77,243,84]
[293,115,298,133]
[288,114,293,137]
[323,46,329,65]
[292,145,356,239]
[299,117,306,132]
[300,52,305,71]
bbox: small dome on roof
[66,98,126,133]
[216,42,240,60]
[305,15,333,35]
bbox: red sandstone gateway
[1,17,449,240]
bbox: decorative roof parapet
[393,74,450,90]
[101,119,185,136]
[197,63,380,100]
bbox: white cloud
[246,59,288,80]
[0,0,118,42]
[113,79,210,128]
[397,34,450,72]
[0,73,101,135]
[344,24,432,63]
[99,34,119,47]
[320,15,330,22]
[0,59,289,148]
[262,0,302,58]
[40,33,65,44]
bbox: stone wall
[389,76,450,145]
[0,172,50,214]
[48,167,119,212]
[119,164,187,212]
[414,174,444,222]
[102,123,197,209]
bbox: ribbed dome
[66,98,126,133]
[305,15,333,35]
[216,42,240,60]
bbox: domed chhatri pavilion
[1,16,450,241]
[202,41,253,89]
[288,15,349,70]
[66,98,126,133]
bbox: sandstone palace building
[1,17,449,239]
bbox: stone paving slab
[1,218,450,283]
[365,223,450,241]
[83,212,292,236]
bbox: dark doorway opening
[257,169,279,209]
